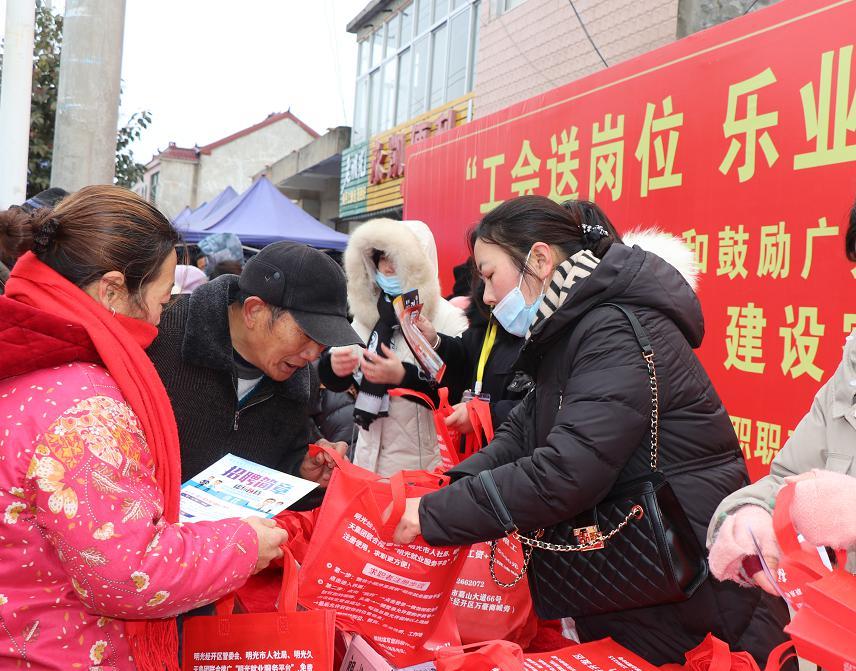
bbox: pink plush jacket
[0,359,258,669]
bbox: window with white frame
[149,171,160,205]
[501,0,526,12]
[352,0,480,145]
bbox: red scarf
[6,252,181,671]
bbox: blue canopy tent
[172,206,194,227]
[180,177,348,251]
[176,186,239,234]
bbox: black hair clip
[581,222,609,251]
[582,222,609,240]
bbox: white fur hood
[622,229,699,291]
[344,218,443,325]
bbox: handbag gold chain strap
[488,348,658,587]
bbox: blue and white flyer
[179,453,318,522]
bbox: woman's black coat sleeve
[419,313,651,546]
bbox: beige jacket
[344,218,468,476]
[707,331,856,569]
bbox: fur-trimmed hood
[344,218,442,326]
[342,223,698,328]
[521,228,706,358]
[623,229,699,291]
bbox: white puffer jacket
[344,219,468,476]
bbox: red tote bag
[435,640,526,671]
[461,395,494,460]
[447,399,537,646]
[661,632,799,671]
[297,444,467,667]
[436,637,657,671]
[235,509,321,613]
[182,547,336,670]
[451,535,537,647]
[389,387,460,471]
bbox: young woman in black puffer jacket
[393,196,791,666]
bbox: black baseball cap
[239,242,362,347]
[20,187,69,213]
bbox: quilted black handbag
[481,303,709,619]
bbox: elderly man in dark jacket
[148,242,362,503]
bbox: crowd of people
[0,184,854,670]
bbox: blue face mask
[375,271,403,296]
[492,251,545,337]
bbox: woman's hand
[361,344,405,385]
[242,517,290,574]
[445,402,474,434]
[393,497,422,544]
[708,504,780,595]
[330,346,361,377]
[415,314,439,349]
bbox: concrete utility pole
[51,0,126,190]
[0,0,37,209]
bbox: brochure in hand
[393,289,446,384]
[180,453,318,522]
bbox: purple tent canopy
[172,205,194,227]
[181,177,348,251]
[176,186,239,234]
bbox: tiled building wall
[473,0,679,118]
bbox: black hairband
[32,218,60,256]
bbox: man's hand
[361,344,406,385]
[299,439,348,487]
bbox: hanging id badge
[462,389,491,403]
[468,321,497,403]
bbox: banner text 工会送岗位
[403,0,856,482]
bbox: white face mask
[491,249,545,337]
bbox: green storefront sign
[339,142,368,218]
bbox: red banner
[403,0,856,481]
